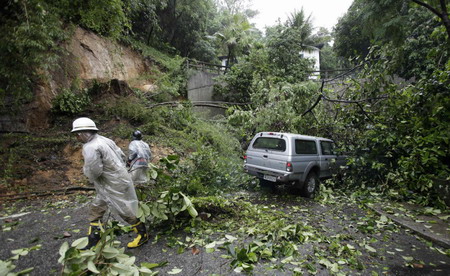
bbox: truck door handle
[263,155,268,158]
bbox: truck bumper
[244,164,302,184]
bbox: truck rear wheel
[301,172,319,198]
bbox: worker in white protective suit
[71,117,148,249]
[127,130,152,185]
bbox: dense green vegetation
[331,0,450,207]
[1,0,448,204]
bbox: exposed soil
[0,115,174,205]
[0,140,173,200]
[0,78,174,205]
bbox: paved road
[1,190,449,275]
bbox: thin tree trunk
[440,0,450,39]
[147,26,153,45]
[412,0,450,40]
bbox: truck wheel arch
[302,164,320,183]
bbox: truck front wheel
[301,172,319,198]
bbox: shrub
[52,88,91,115]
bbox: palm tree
[266,8,317,81]
[286,9,316,52]
[211,12,257,69]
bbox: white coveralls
[128,140,152,185]
[82,134,138,224]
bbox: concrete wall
[187,70,224,118]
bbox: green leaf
[80,250,96,258]
[225,235,237,242]
[142,203,151,217]
[11,248,27,256]
[59,242,69,257]
[0,260,14,275]
[71,237,88,250]
[14,267,33,275]
[180,193,198,218]
[237,248,249,262]
[282,256,294,264]
[88,260,100,274]
[116,254,136,266]
[304,263,317,273]
[111,263,132,274]
[137,207,144,218]
[205,241,216,253]
[150,169,158,179]
[365,245,377,253]
[102,246,120,259]
[402,256,414,262]
[248,252,258,263]
[141,261,168,269]
[167,268,183,274]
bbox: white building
[300,45,322,79]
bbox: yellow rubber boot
[127,222,149,248]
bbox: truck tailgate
[246,150,286,172]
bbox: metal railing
[185,59,229,74]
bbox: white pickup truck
[243,132,347,198]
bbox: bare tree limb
[147,101,250,109]
[356,102,376,124]
[411,0,443,19]
[0,186,95,200]
[322,94,389,104]
[411,0,450,38]
[302,95,323,116]
[302,64,389,120]
[302,81,325,116]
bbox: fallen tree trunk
[0,186,95,201]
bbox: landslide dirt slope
[0,119,174,201]
[1,26,165,200]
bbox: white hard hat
[71,117,98,132]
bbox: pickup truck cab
[243,132,346,198]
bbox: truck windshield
[252,137,286,151]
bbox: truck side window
[320,141,334,155]
[253,137,286,151]
[295,140,317,154]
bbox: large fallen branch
[0,186,95,201]
[302,63,389,123]
[147,101,250,109]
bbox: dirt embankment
[0,26,167,199]
[1,27,156,133]
[0,132,174,200]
